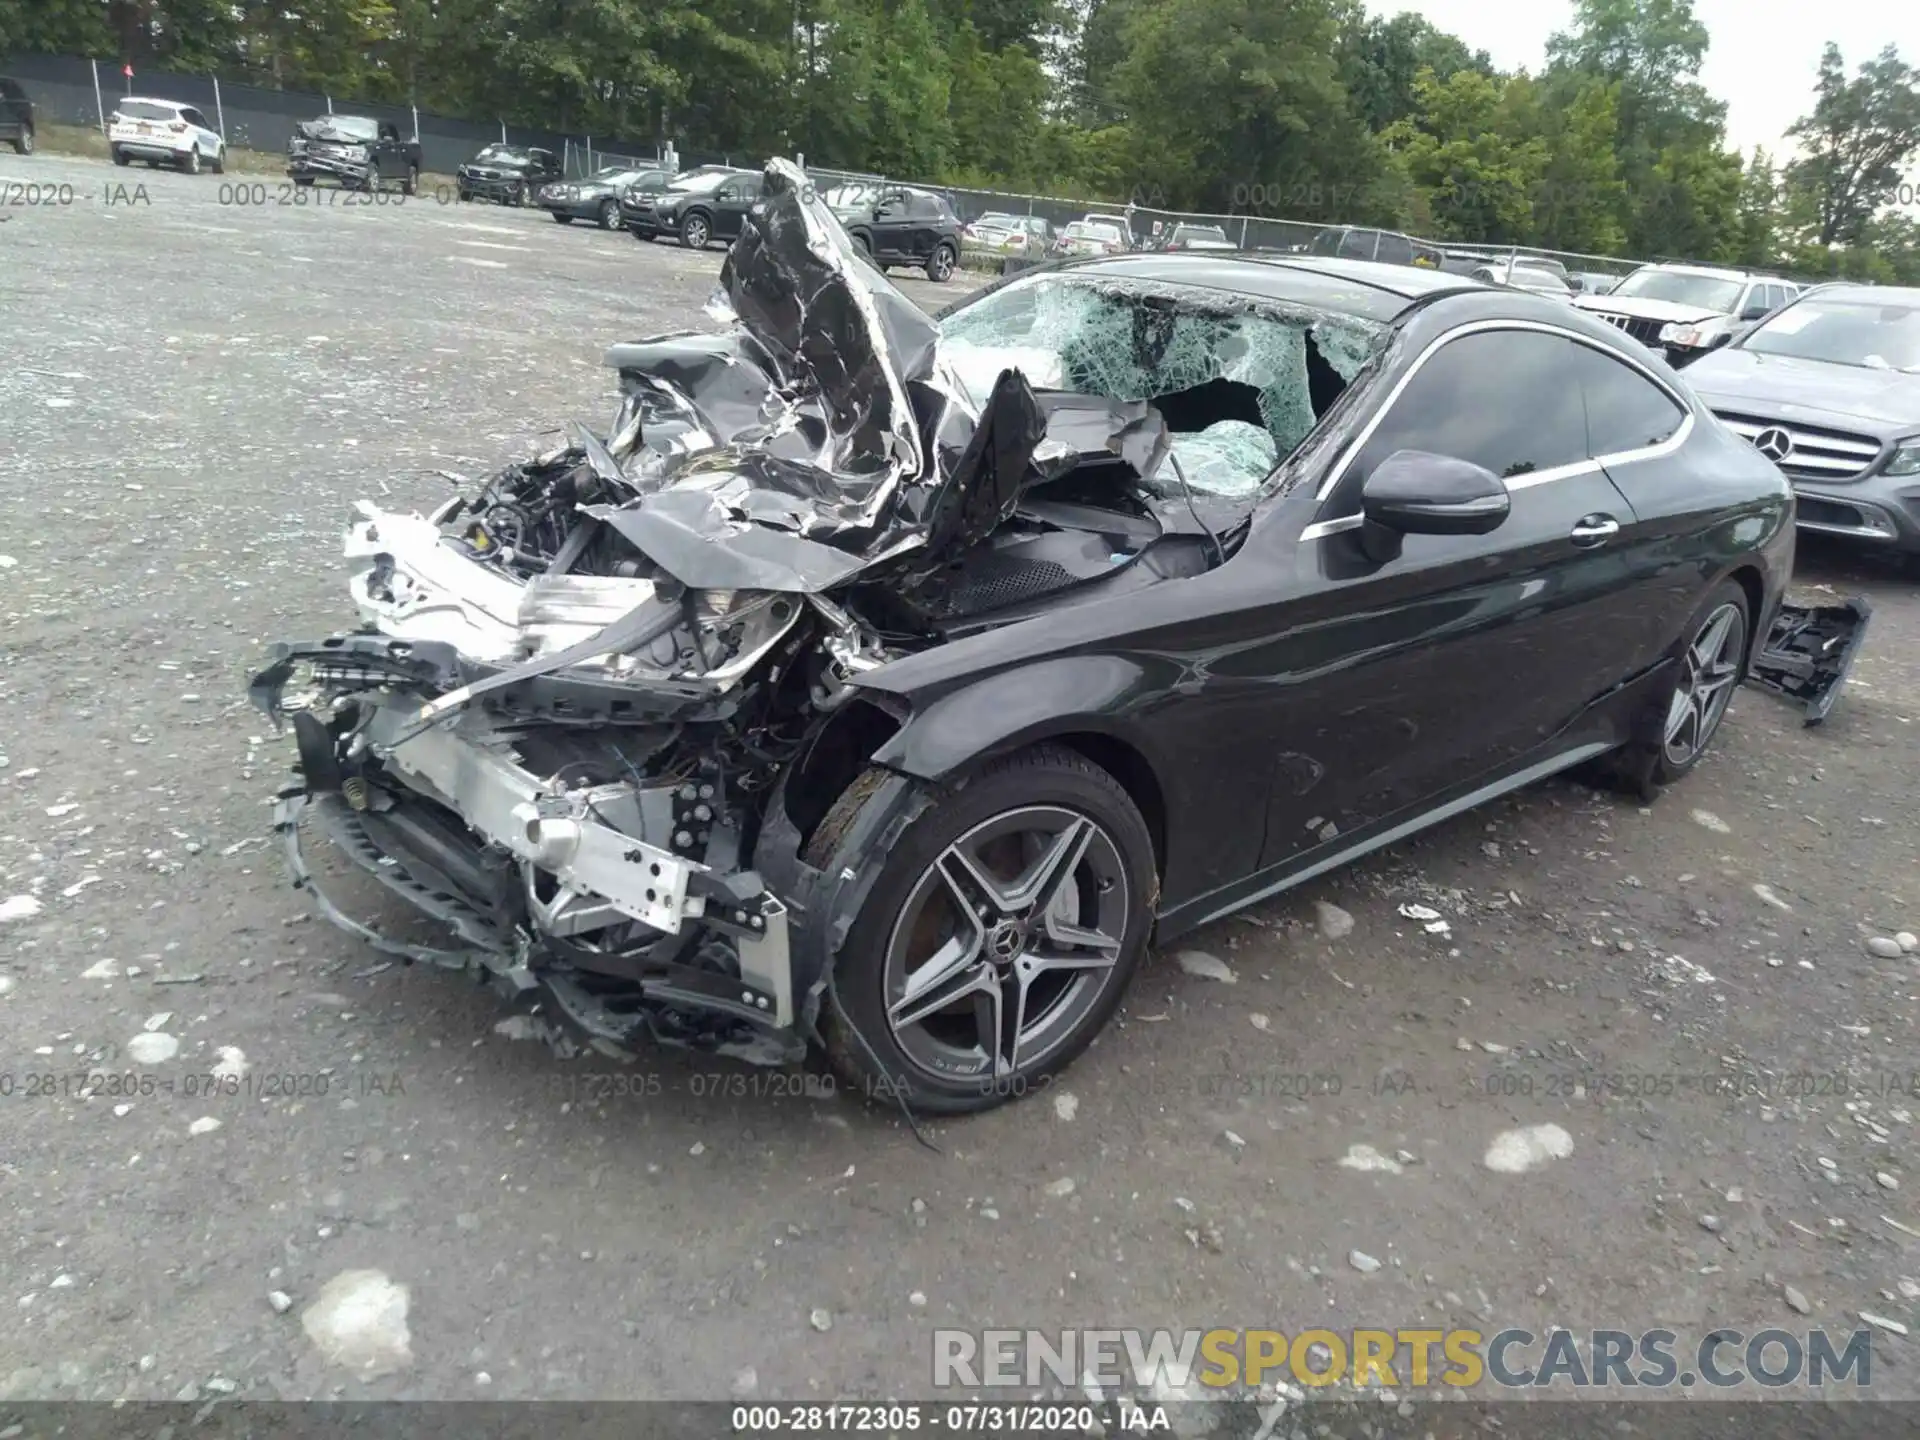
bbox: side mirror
[1357,450,1510,562]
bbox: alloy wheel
[683,215,709,248]
[1663,601,1745,766]
[928,244,955,281]
[882,805,1130,1081]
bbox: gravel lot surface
[3,153,1919,1411]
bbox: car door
[1374,231,1414,267]
[712,178,754,240]
[1255,324,1646,868]
[1573,340,1722,674]
[869,189,913,261]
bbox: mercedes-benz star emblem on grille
[1754,427,1794,462]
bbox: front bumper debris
[1746,597,1873,725]
[290,155,371,185]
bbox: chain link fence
[7,50,1737,282]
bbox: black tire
[457,187,470,202]
[926,241,956,282]
[597,198,619,230]
[210,147,224,174]
[294,176,313,188]
[679,211,710,249]
[1589,579,1751,800]
[851,232,872,258]
[513,181,528,207]
[552,211,573,223]
[402,165,418,197]
[112,145,129,167]
[15,127,33,156]
[180,147,201,175]
[811,743,1155,1116]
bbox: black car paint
[457,146,561,203]
[288,118,421,189]
[812,258,1794,942]
[543,169,668,225]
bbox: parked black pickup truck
[456,144,561,205]
[288,116,422,192]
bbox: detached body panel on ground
[250,160,1855,1114]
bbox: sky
[1367,0,1908,162]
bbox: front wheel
[926,242,957,282]
[210,146,224,174]
[597,198,619,230]
[812,744,1155,1115]
[679,212,710,249]
[16,128,34,155]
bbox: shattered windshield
[473,144,532,165]
[936,273,1385,496]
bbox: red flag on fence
[123,64,133,78]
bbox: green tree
[0,0,112,57]
[1731,148,1780,268]
[1783,43,1920,247]
[1336,5,1492,133]
[1112,0,1374,214]
[1384,68,1546,242]
[1528,76,1628,254]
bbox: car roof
[1631,262,1765,281]
[1034,252,1486,322]
[125,96,187,108]
[1797,283,1920,304]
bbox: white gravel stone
[1690,809,1731,834]
[143,1012,172,1032]
[1483,1124,1575,1174]
[1175,950,1236,983]
[80,959,120,980]
[1859,1312,1908,1337]
[1875,1172,1900,1191]
[210,1046,248,1080]
[1313,901,1355,939]
[1896,932,1918,954]
[1052,1091,1079,1121]
[187,1117,222,1136]
[301,1270,412,1379]
[1337,1144,1404,1175]
[268,1291,294,1314]
[1866,937,1904,959]
[809,1307,833,1332]
[1783,1285,1811,1314]
[0,895,43,924]
[125,1033,179,1065]
[1044,1177,1077,1197]
[1349,1250,1382,1274]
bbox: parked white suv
[109,97,225,174]
[1572,263,1799,368]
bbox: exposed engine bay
[249,158,1386,1062]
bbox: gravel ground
[3,152,1919,1410]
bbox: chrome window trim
[1307,317,1695,522]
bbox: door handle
[1570,514,1620,547]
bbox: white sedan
[109,98,226,174]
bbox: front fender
[861,652,1166,783]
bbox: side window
[1334,330,1591,509]
[182,107,208,129]
[1337,229,1373,260]
[1573,344,1686,455]
[1374,232,1413,266]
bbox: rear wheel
[180,147,201,175]
[926,241,957,282]
[813,744,1155,1115]
[112,145,129,166]
[552,211,573,223]
[1590,580,1751,799]
[402,165,418,197]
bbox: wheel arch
[1723,562,1768,672]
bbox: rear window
[119,101,181,122]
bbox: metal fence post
[212,75,225,139]
[411,103,419,142]
[586,136,593,173]
[91,59,106,136]
[500,120,507,144]
[1240,216,1249,247]
[326,94,333,115]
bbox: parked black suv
[0,76,34,154]
[288,116,422,191]
[624,168,763,248]
[457,144,561,205]
[1307,225,1443,269]
[835,184,963,280]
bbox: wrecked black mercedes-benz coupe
[250,158,1847,1114]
